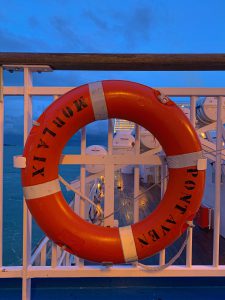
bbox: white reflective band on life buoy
[166,151,204,169]
[23,179,61,200]
[119,225,138,263]
[89,81,108,120]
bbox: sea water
[3,144,78,265]
[3,133,107,266]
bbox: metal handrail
[1,53,225,70]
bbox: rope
[99,179,163,222]
[58,175,103,216]
[135,225,193,272]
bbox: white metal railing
[0,66,225,300]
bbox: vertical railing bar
[76,127,86,267]
[53,95,59,102]
[190,96,197,126]
[134,124,140,223]
[103,119,115,227]
[108,119,113,155]
[66,252,70,266]
[74,193,80,218]
[213,96,223,267]
[80,126,87,217]
[154,166,159,184]
[51,242,58,268]
[50,95,60,268]
[186,95,197,268]
[40,244,47,266]
[159,162,167,265]
[0,67,4,268]
[22,67,33,300]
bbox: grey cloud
[110,5,153,48]
[0,28,50,52]
[51,16,98,52]
[28,16,40,29]
[0,29,30,51]
[51,16,80,44]
[84,10,109,31]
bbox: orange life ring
[22,80,205,263]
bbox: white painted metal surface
[0,67,4,268]
[85,145,107,173]
[22,67,33,300]
[213,96,223,267]
[0,66,225,300]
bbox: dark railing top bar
[1,53,225,71]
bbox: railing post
[76,127,86,267]
[40,244,47,266]
[186,96,197,268]
[134,124,140,223]
[22,67,33,300]
[0,67,4,268]
[159,161,167,265]
[104,119,115,227]
[213,96,223,267]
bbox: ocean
[3,132,108,266]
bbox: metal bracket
[197,158,207,170]
[13,155,26,168]
[3,65,52,73]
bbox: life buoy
[22,80,205,264]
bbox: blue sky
[1,0,225,137]
[1,0,225,53]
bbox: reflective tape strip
[119,226,138,263]
[13,155,26,168]
[197,158,207,170]
[166,151,205,169]
[89,81,108,120]
[23,179,61,200]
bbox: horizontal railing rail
[3,86,225,96]
[1,53,225,71]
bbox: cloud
[84,10,109,31]
[111,5,153,49]
[28,16,40,29]
[0,29,30,52]
[0,28,50,52]
[50,16,98,52]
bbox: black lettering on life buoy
[33,156,46,162]
[137,234,149,247]
[148,229,160,242]
[32,166,45,177]
[187,168,198,178]
[53,117,66,128]
[166,214,176,224]
[63,106,74,118]
[43,127,56,137]
[175,204,187,214]
[180,193,192,204]
[73,96,88,112]
[37,139,49,148]
[184,180,196,191]
[161,225,170,236]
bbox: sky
[1,0,225,138]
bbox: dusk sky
[1,0,225,137]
